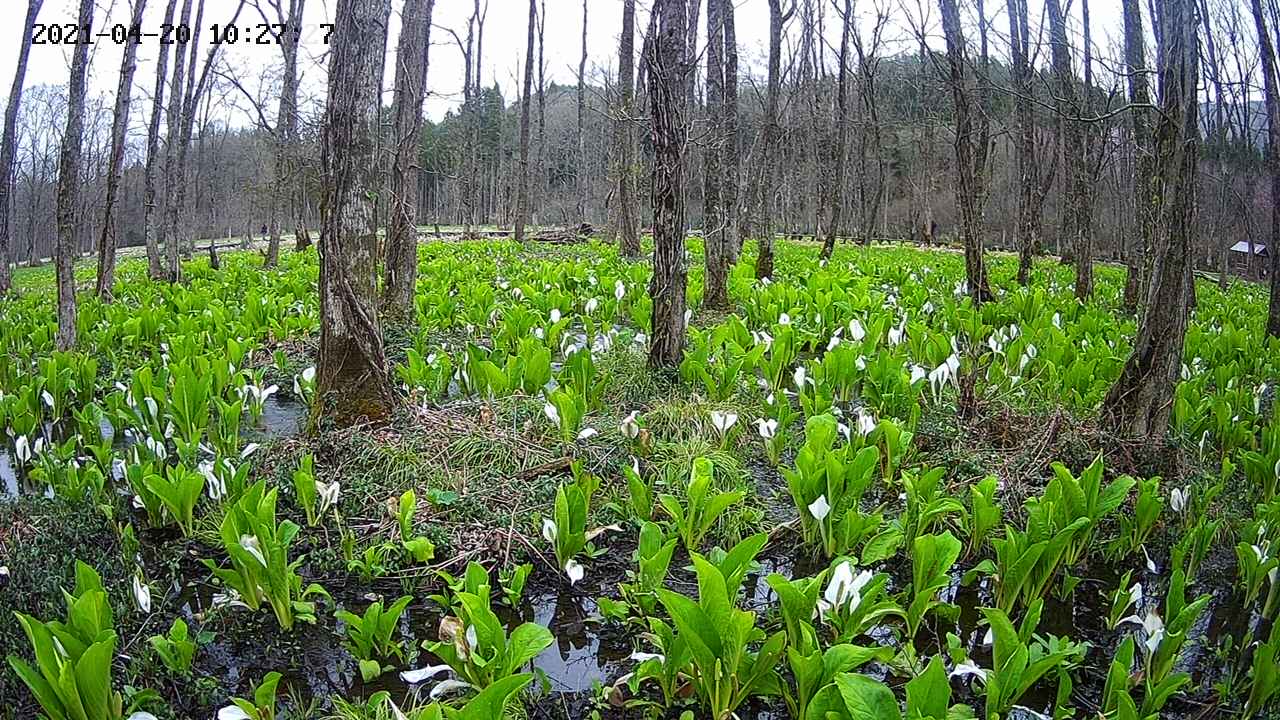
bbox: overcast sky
[0,0,1129,129]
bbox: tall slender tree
[702,0,728,308]
[514,0,536,243]
[722,0,740,260]
[1046,0,1090,298]
[755,0,789,280]
[142,0,180,280]
[260,0,307,267]
[818,0,851,261]
[613,0,640,258]
[383,0,435,316]
[95,0,149,300]
[317,0,395,423]
[939,0,993,303]
[0,0,44,295]
[1121,0,1155,312]
[1007,0,1038,285]
[1101,0,1199,441]
[648,0,690,368]
[1250,0,1280,336]
[55,0,94,350]
[577,0,588,224]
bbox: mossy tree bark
[317,0,395,424]
[263,0,307,268]
[702,0,727,309]
[141,0,179,281]
[1121,0,1155,314]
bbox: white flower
[888,323,905,346]
[1142,545,1158,575]
[317,479,341,515]
[755,418,778,440]
[400,664,452,684]
[217,707,252,720]
[1119,610,1165,657]
[854,409,877,437]
[576,427,599,441]
[910,365,927,384]
[615,280,626,301]
[778,312,791,325]
[629,651,665,663]
[550,309,562,324]
[949,660,988,681]
[542,518,558,544]
[144,436,168,461]
[807,495,831,522]
[132,574,152,614]
[1170,487,1188,514]
[848,318,865,341]
[543,402,560,425]
[822,561,874,615]
[620,411,640,439]
[429,679,474,700]
[585,298,599,314]
[793,366,810,390]
[14,435,30,464]
[41,390,54,409]
[928,354,960,399]
[709,410,738,435]
[1129,582,1143,606]
[239,443,260,459]
[126,714,159,720]
[240,535,267,566]
[565,558,585,585]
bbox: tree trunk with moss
[55,0,94,350]
[317,0,395,423]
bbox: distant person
[260,224,268,236]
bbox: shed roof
[1230,241,1267,255]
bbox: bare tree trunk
[318,0,395,423]
[1252,0,1280,337]
[722,0,740,261]
[514,0,536,243]
[1046,0,1092,299]
[534,0,545,225]
[613,0,640,258]
[56,0,94,350]
[0,0,43,295]
[756,0,788,280]
[161,0,198,280]
[1102,0,1199,441]
[142,0,179,280]
[939,0,993,303]
[1122,0,1155,313]
[818,0,851,260]
[576,0,588,224]
[383,0,434,316]
[648,0,689,369]
[263,0,306,267]
[1007,0,1036,285]
[95,0,148,299]
[702,0,727,309]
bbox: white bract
[620,411,641,439]
[807,495,831,522]
[132,574,152,614]
[821,561,874,616]
[709,410,738,435]
[755,418,778,439]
